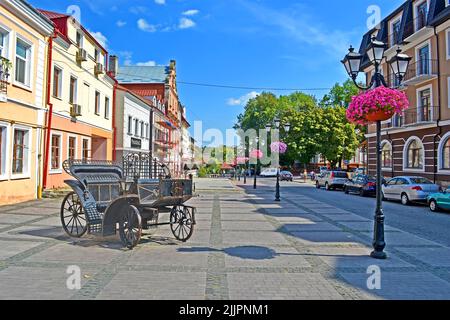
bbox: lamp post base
[370,250,387,260]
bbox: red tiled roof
[38,9,69,19]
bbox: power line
[115,72,331,91]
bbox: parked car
[382,176,440,205]
[260,168,278,177]
[344,174,377,197]
[316,171,349,190]
[319,166,329,174]
[280,171,293,181]
[427,188,450,212]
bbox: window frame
[14,36,33,88]
[94,91,101,115]
[50,133,62,173]
[69,75,78,105]
[53,65,63,99]
[381,140,393,170]
[104,96,110,119]
[82,138,90,161]
[403,136,425,172]
[0,122,9,180]
[10,125,31,179]
[0,25,10,60]
[67,135,77,161]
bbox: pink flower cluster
[346,86,409,125]
[250,149,263,159]
[270,141,288,154]
[236,157,249,164]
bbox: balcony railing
[379,106,439,130]
[403,13,429,39]
[403,59,438,84]
[0,57,11,98]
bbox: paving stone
[6,206,59,215]
[227,273,344,300]
[0,214,44,224]
[221,221,276,231]
[290,231,365,246]
[222,231,291,246]
[4,225,67,241]
[339,272,450,300]
[281,222,342,232]
[220,214,268,222]
[338,221,401,232]
[323,214,372,222]
[96,271,206,300]
[127,246,209,267]
[395,247,450,267]
[269,215,323,223]
[0,240,45,260]
[360,231,441,247]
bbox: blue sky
[29,0,405,136]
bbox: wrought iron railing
[379,106,440,129]
[403,59,438,82]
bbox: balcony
[0,57,11,102]
[403,105,439,125]
[403,14,432,43]
[402,59,438,85]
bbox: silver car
[316,171,349,190]
[382,176,440,205]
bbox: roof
[37,9,69,19]
[116,66,170,84]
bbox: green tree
[320,79,359,108]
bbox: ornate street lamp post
[253,136,259,189]
[267,119,291,202]
[341,37,411,259]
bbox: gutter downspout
[42,33,55,191]
[111,76,118,162]
[433,26,442,185]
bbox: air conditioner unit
[95,63,104,75]
[76,48,87,62]
[70,104,82,117]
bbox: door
[383,178,398,198]
[395,178,410,200]
[418,45,430,76]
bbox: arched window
[406,139,423,169]
[442,137,450,170]
[381,142,392,168]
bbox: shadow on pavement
[178,245,301,260]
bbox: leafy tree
[320,79,360,108]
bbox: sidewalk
[0,179,449,299]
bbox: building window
[417,44,430,76]
[140,121,144,137]
[415,1,428,31]
[0,29,9,58]
[76,31,83,47]
[51,134,61,170]
[15,39,31,86]
[382,143,392,168]
[12,129,27,174]
[134,119,138,136]
[145,123,149,139]
[69,76,77,104]
[53,67,62,98]
[0,125,5,176]
[95,91,100,115]
[446,29,450,60]
[391,19,402,47]
[128,116,132,134]
[406,139,424,169]
[82,139,89,161]
[68,136,76,160]
[104,97,110,119]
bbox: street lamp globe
[266,124,272,133]
[274,118,281,129]
[366,37,386,65]
[341,46,362,80]
[389,48,412,83]
[284,123,291,133]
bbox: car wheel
[401,193,410,206]
[344,187,349,194]
[359,188,366,197]
[429,200,439,212]
[316,181,320,189]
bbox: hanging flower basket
[347,86,409,125]
[270,141,288,154]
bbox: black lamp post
[341,37,411,260]
[253,136,259,189]
[267,118,291,202]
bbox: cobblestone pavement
[0,178,449,300]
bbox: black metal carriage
[60,154,196,249]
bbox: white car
[260,168,279,177]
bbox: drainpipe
[433,26,442,184]
[111,76,118,162]
[42,33,55,191]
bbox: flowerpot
[365,110,394,122]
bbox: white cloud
[227,92,259,106]
[119,51,133,66]
[137,19,157,32]
[179,17,196,29]
[182,9,199,16]
[88,30,108,48]
[136,60,157,66]
[116,20,127,27]
[154,0,166,5]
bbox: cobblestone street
[1,178,450,300]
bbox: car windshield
[281,171,291,174]
[333,172,348,178]
[410,178,433,184]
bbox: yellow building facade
[0,0,53,204]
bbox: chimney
[109,55,119,77]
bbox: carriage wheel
[119,205,142,249]
[60,192,88,238]
[170,205,194,242]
